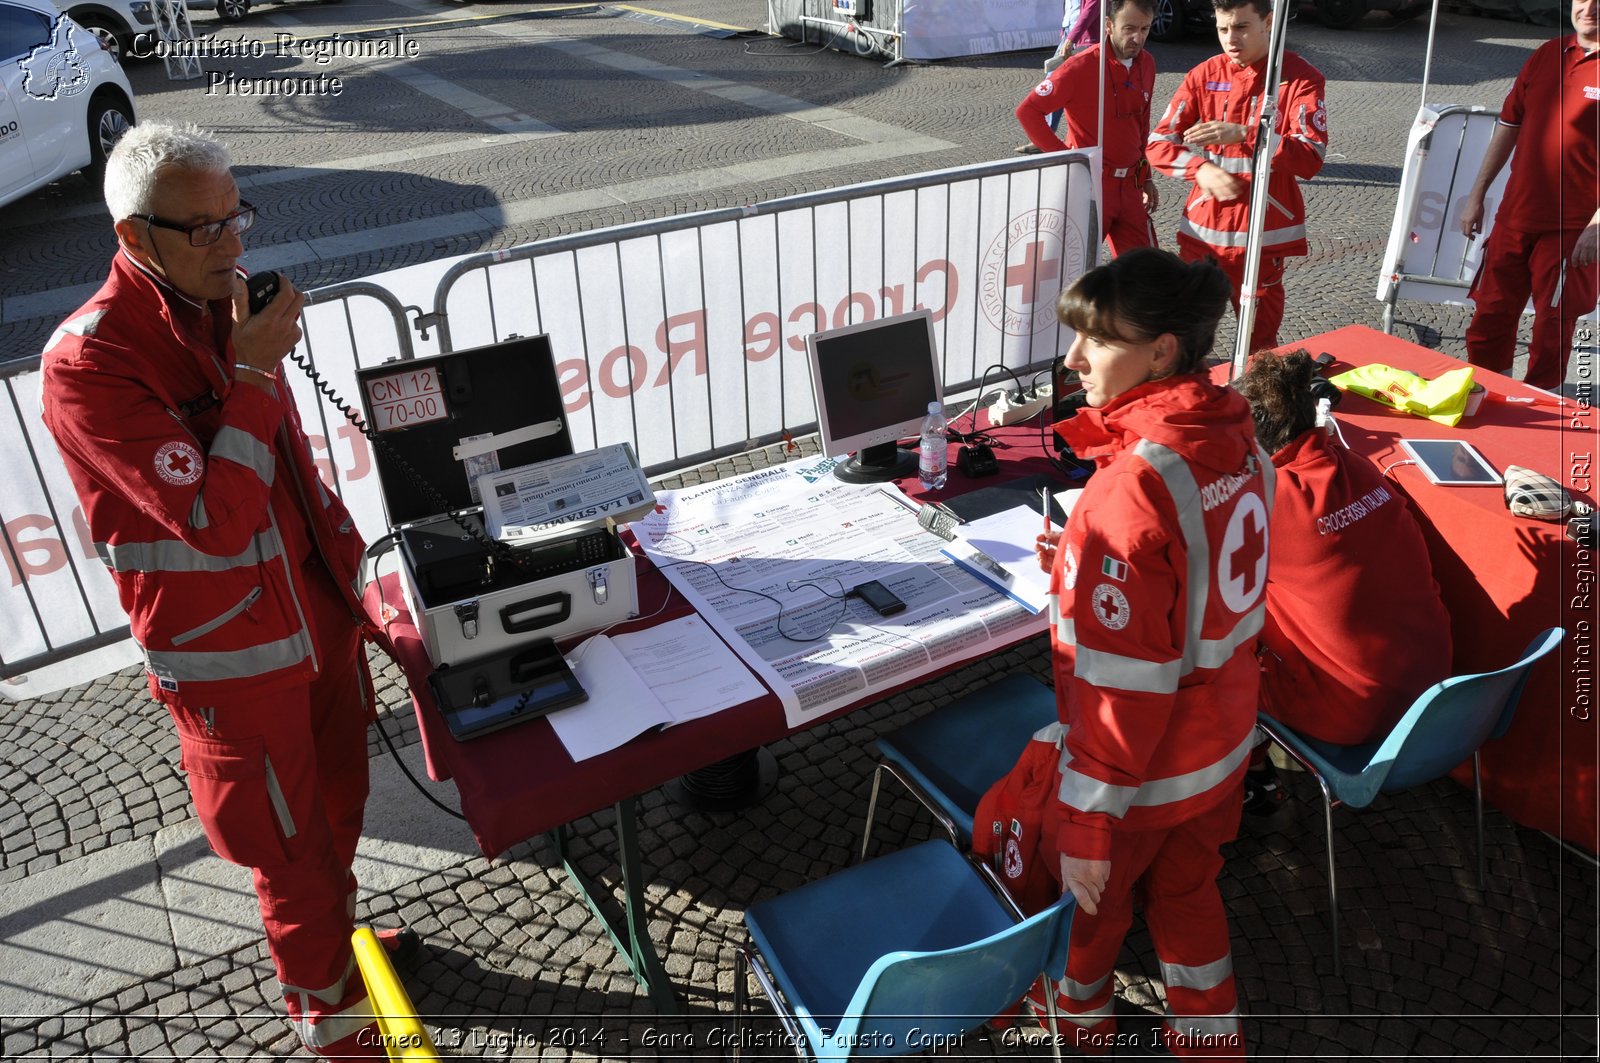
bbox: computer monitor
[805,309,944,484]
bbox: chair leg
[1474,751,1486,893]
[1040,976,1064,1063]
[860,763,886,863]
[1316,776,1342,978]
[732,948,747,1063]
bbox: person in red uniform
[1459,0,1600,391]
[1146,0,1327,354]
[1016,0,1160,256]
[1233,350,1453,807]
[1034,248,1269,1058]
[40,122,411,1059]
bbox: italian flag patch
[1101,556,1128,581]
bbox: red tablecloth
[1281,326,1597,852]
[366,417,1070,858]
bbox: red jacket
[1048,375,1273,862]
[1147,52,1327,261]
[1016,44,1156,173]
[1259,430,1451,745]
[41,252,368,702]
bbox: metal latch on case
[588,568,608,606]
[455,600,480,639]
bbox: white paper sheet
[632,460,1050,728]
[610,616,767,724]
[548,616,767,761]
[939,491,1084,614]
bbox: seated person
[1234,350,1453,808]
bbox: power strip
[989,384,1053,426]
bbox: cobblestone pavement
[1,0,1596,1059]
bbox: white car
[53,0,153,61]
[0,0,136,209]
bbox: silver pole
[1097,8,1108,256]
[1229,0,1295,378]
[1419,0,1443,109]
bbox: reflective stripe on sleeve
[1056,728,1253,816]
[1064,971,1112,1001]
[97,529,279,573]
[1076,646,1181,693]
[211,426,275,486]
[144,631,309,683]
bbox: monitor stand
[834,441,918,484]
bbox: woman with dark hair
[1033,246,1268,1058]
[1234,349,1451,807]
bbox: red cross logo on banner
[1006,241,1061,309]
[153,441,204,487]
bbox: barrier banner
[0,152,1095,687]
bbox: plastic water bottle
[919,401,949,491]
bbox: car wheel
[1317,0,1369,27]
[1150,0,1186,42]
[216,0,249,22]
[74,15,127,62]
[83,94,134,185]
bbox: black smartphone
[853,579,906,617]
[246,270,280,314]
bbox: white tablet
[1398,439,1502,486]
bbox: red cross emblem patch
[1091,582,1130,630]
[154,441,204,487]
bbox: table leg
[549,799,681,1013]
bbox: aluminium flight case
[356,335,641,667]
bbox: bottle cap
[928,401,941,414]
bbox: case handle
[499,592,571,633]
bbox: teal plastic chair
[1257,626,1563,975]
[860,674,1059,860]
[736,839,1076,1062]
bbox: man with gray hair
[40,121,411,1058]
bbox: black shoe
[1242,764,1288,819]
[1016,143,1043,155]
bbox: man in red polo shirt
[1016,0,1160,257]
[1459,0,1600,391]
[1146,0,1327,353]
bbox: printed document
[549,616,766,761]
[479,443,653,541]
[941,490,1082,614]
[632,456,1048,728]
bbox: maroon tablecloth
[1271,326,1597,852]
[366,416,1069,857]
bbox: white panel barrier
[1377,105,1512,330]
[1,151,1095,683]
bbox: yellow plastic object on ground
[1331,362,1477,427]
[351,926,441,1060]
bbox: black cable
[287,349,539,586]
[370,539,467,820]
[652,557,851,642]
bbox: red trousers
[1467,224,1599,391]
[1183,247,1286,356]
[1103,175,1156,259]
[161,561,378,1056]
[1052,791,1246,1059]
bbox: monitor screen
[806,310,943,481]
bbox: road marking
[611,3,753,33]
[4,5,952,328]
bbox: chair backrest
[824,892,1077,1059]
[1372,627,1563,796]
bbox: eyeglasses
[142,201,256,247]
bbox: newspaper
[478,443,654,542]
[633,455,1047,728]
